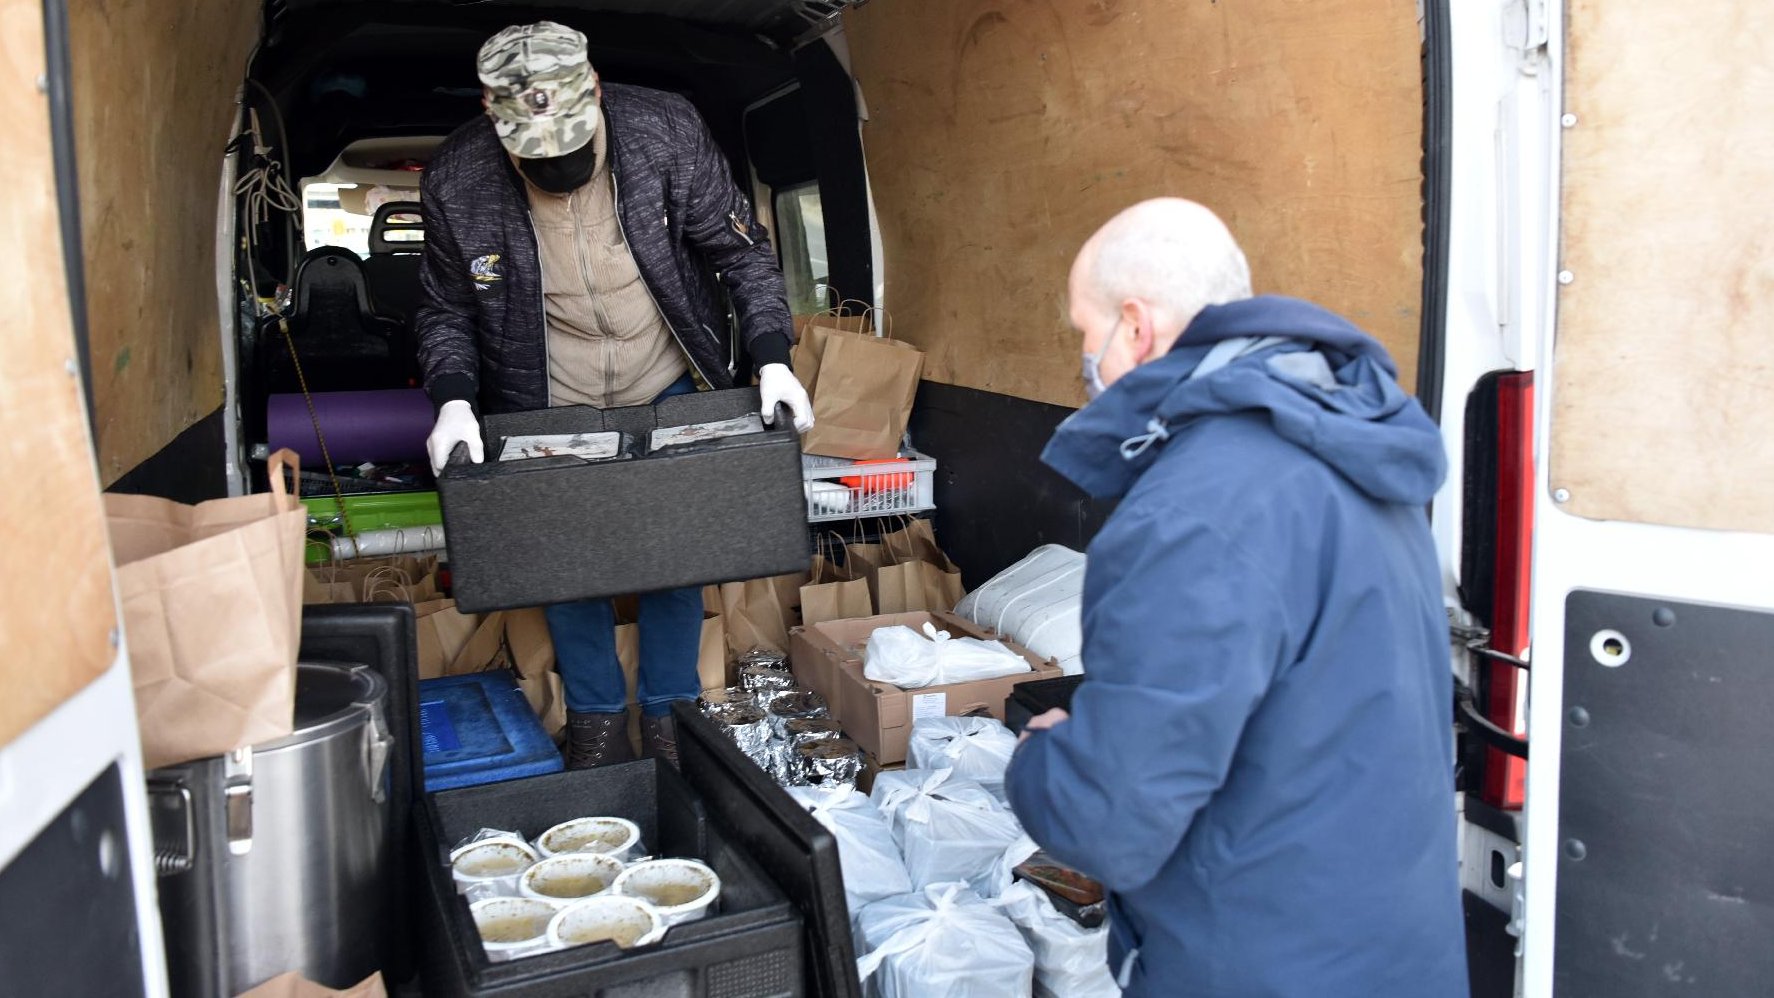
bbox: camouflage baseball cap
[477,21,600,159]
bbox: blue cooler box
[419,670,563,791]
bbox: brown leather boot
[640,714,678,768]
[564,711,634,770]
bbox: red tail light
[1482,372,1534,809]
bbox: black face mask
[518,139,598,194]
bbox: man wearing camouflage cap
[415,21,815,769]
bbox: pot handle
[362,699,393,804]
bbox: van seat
[262,245,412,395]
[362,201,425,326]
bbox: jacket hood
[1043,295,1447,504]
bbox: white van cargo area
[11,1,1771,996]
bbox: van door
[1519,2,1774,996]
[0,1,168,994]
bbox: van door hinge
[1503,0,1550,58]
[791,0,871,43]
[796,0,870,23]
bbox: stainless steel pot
[148,661,394,997]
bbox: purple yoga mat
[267,389,435,466]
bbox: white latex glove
[427,399,483,476]
[759,363,815,433]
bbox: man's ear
[1122,298,1158,362]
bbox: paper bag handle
[265,448,301,510]
[862,305,895,341]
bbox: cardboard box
[438,388,811,612]
[790,610,1062,764]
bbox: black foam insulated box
[416,759,805,997]
[1005,675,1086,734]
[438,388,811,612]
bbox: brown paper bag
[303,554,440,605]
[867,518,965,614]
[792,301,873,396]
[415,599,481,680]
[517,669,567,740]
[801,534,874,626]
[719,574,803,657]
[108,449,307,770]
[447,610,521,676]
[797,323,925,460]
[505,608,557,680]
[873,561,965,614]
[234,970,387,998]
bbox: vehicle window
[773,182,830,313]
[302,183,420,258]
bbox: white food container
[519,852,626,905]
[612,858,722,925]
[546,895,668,951]
[470,896,560,962]
[536,816,643,861]
[451,838,539,898]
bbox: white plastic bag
[863,623,1030,690]
[997,880,1119,998]
[787,786,913,918]
[954,545,1085,676]
[856,883,1034,998]
[906,716,1017,798]
[871,769,1025,893]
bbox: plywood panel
[845,0,1424,406]
[0,0,119,748]
[1551,1,1774,533]
[70,0,258,484]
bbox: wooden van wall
[1550,0,1774,533]
[69,0,258,484]
[1,0,118,748]
[845,0,1424,406]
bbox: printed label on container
[419,699,461,755]
[911,692,947,721]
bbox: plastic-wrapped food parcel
[856,883,1034,998]
[862,622,1030,689]
[997,880,1119,998]
[871,769,1024,894]
[787,786,912,918]
[905,715,1017,800]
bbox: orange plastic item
[840,459,914,494]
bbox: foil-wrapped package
[740,648,790,671]
[796,736,864,790]
[697,686,755,712]
[783,717,844,744]
[766,690,831,741]
[705,702,775,771]
[774,719,847,788]
[739,664,795,696]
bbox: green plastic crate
[303,491,442,563]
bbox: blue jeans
[544,373,704,717]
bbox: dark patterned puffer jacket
[415,83,792,414]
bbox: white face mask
[1081,319,1119,400]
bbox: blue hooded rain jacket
[1005,295,1469,997]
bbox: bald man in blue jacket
[1005,198,1468,997]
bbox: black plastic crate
[417,760,804,997]
[299,604,421,987]
[672,703,863,998]
[438,388,811,612]
[1004,675,1086,734]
